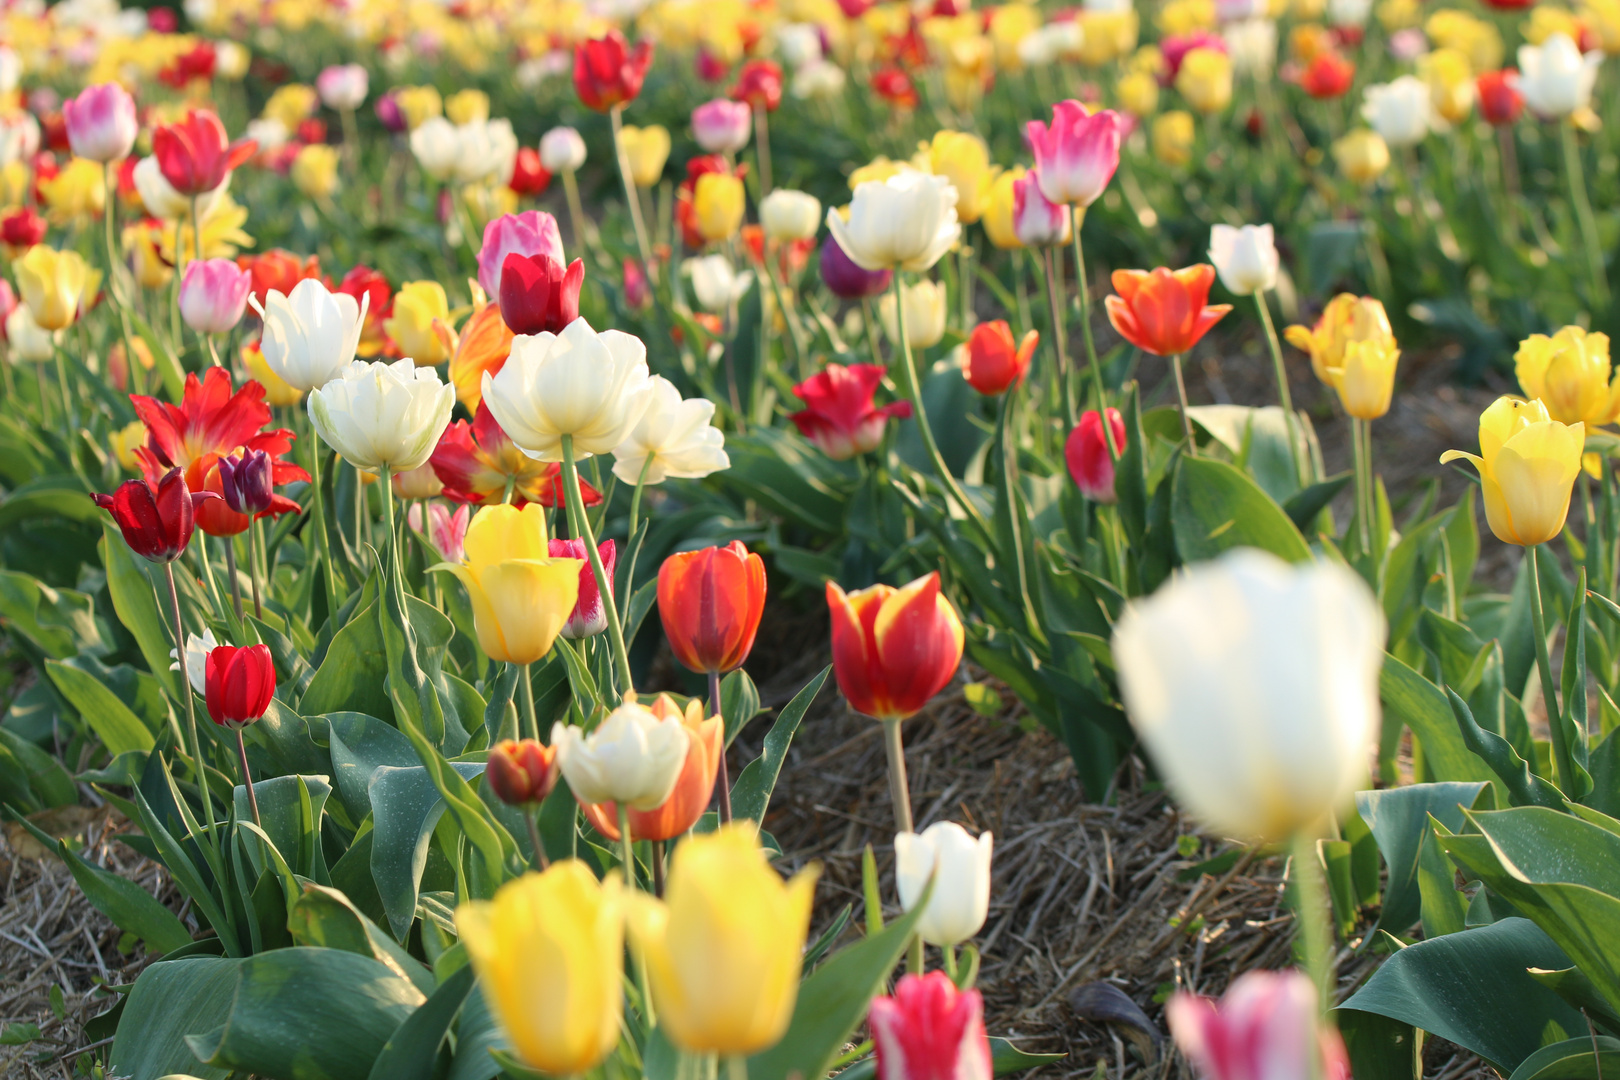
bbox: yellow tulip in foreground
[455,862,624,1076]
[1441,396,1585,547]
[435,504,582,664]
[627,823,819,1055]
[385,281,456,367]
[17,245,92,331]
[1514,325,1619,425]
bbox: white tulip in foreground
[825,171,961,273]
[1208,224,1279,297]
[481,318,654,461]
[552,702,690,811]
[252,278,368,393]
[895,821,993,947]
[308,358,456,474]
[1111,549,1384,841]
[611,375,729,485]
[1518,32,1602,117]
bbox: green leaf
[1416,817,1468,940]
[0,725,74,807]
[45,657,154,755]
[233,774,332,884]
[1171,456,1311,565]
[0,569,105,659]
[364,962,475,1080]
[300,599,392,720]
[327,711,419,822]
[1527,967,1620,1034]
[720,667,765,747]
[288,882,435,996]
[108,956,239,1080]
[100,525,178,697]
[1356,782,1486,935]
[1377,654,1498,785]
[1337,1007,1421,1080]
[1507,1037,1620,1080]
[1284,473,1352,535]
[129,309,186,402]
[1446,687,1564,809]
[368,760,484,939]
[1187,404,1304,501]
[729,666,829,823]
[447,985,504,1080]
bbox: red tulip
[430,401,604,508]
[1478,69,1525,125]
[508,146,552,196]
[827,572,964,722]
[204,644,276,729]
[624,257,651,309]
[94,468,214,563]
[1298,51,1355,99]
[551,537,616,639]
[836,0,874,15]
[1,206,46,252]
[869,972,992,1080]
[695,47,732,83]
[1167,971,1350,1080]
[335,264,393,355]
[486,738,560,806]
[573,31,655,112]
[657,541,767,675]
[158,41,217,89]
[152,109,256,196]
[237,249,321,306]
[498,253,583,336]
[871,67,920,110]
[1105,265,1231,356]
[964,321,1037,396]
[731,59,784,112]
[1066,409,1127,503]
[789,364,912,460]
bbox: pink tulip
[869,971,992,1080]
[1012,171,1070,248]
[1065,409,1126,503]
[476,210,564,300]
[550,537,616,639]
[316,64,369,111]
[408,501,469,564]
[178,258,252,335]
[691,99,752,154]
[1025,101,1122,209]
[63,82,138,163]
[1167,970,1351,1080]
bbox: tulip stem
[881,716,914,835]
[619,801,657,1026]
[524,807,548,871]
[609,105,657,285]
[709,669,732,824]
[1561,120,1610,312]
[224,536,244,621]
[1171,354,1196,457]
[1070,214,1108,417]
[1255,291,1308,487]
[561,435,635,700]
[1290,831,1335,1015]
[1528,546,1580,794]
[753,103,773,195]
[248,518,264,620]
[561,168,590,255]
[518,662,538,741]
[762,256,808,378]
[627,455,653,547]
[164,562,219,840]
[306,446,344,628]
[189,195,203,266]
[1039,248,1078,431]
[235,728,261,827]
[726,1055,748,1080]
[652,840,665,897]
[1350,418,1371,555]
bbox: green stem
[627,454,653,541]
[726,1055,748,1080]
[525,807,548,871]
[1040,247,1077,430]
[762,255,808,378]
[1561,120,1610,311]
[223,535,244,621]
[1528,546,1580,793]
[1351,416,1370,554]
[609,105,656,283]
[561,435,635,699]
[881,716,913,834]
[164,562,219,839]
[248,517,264,620]
[619,801,656,1025]
[709,668,731,824]
[753,103,772,194]
[1071,211,1105,412]
[235,728,261,826]
[1256,290,1307,486]
[1290,830,1334,1011]
[518,661,537,741]
[1171,353,1196,456]
[957,242,974,330]
[306,445,344,625]
[561,168,589,254]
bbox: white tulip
[1208,223,1279,296]
[1327,0,1372,28]
[1112,549,1384,841]
[316,63,368,111]
[1017,22,1083,67]
[551,703,690,811]
[760,189,822,241]
[777,23,823,68]
[685,254,754,312]
[132,155,227,221]
[251,278,368,394]
[539,125,587,173]
[0,46,18,94]
[482,318,654,462]
[0,112,39,168]
[792,61,847,100]
[879,279,949,349]
[1222,19,1277,78]
[826,172,961,273]
[244,117,290,154]
[169,626,219,696]
[1361,77,1434,148]
[895,822,994,947]
[1519,33,1602,117]
[454,117,518,184]
[611,376,729,485]
[6,304,59,363]
[410,116,461,181]
[1084,0,1131,12]
[307,358,455,474]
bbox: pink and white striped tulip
[316,64,369,111]
[1167,970,1351,1080]
[63,83,137,163]
[869,971,992,1080]
[408,501,469,564]
[551,537,616,638]
[1012,171,1071,248]
[1025,101,1122,208]
[178,258,252,335]
[692,99,753,154]
[477,210,565,300]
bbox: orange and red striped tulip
[657,541,767,675]
[826,572,964,721]
[580,694,721,842]
[1104,265,1231,357]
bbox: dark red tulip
[152,109,256,195]
[1,206,46,250]
[695,47,731,83]
[217,450,274,515]
[730,60,784,112]
[508,147,552,196]
[204,644,276,729]
[819,234,891,299]
[1478,69,1525,125]
[573,31,654,112]
[498,253,583,336]
[487,738,559,806]
[1065,409,1127,504]
[94,468,214,563]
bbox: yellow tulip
[109,420,146,471]
[1117,70,1161,117]
[1378,0,1422,30]
[619,124,672,188]
[39,158,105,224]
[980,166,1024,250]
[17,246,90,331]
[1515,326,1620,425]
[1332,129,1391,184]
[1441,396,1584,547]
[1175,47,1233,113]
[456,863,623,1077]
[123,220,173,290]
[1524,4,1585,44]
[291,143,340,200]
[1152,110,1196,166]
[1284,293,1397,385]
[1158,0,1217,33]
[243,344,304,407]
[1426,9,1505,70]
[436,504,581,665]
[263,83,319,129]
[396,85,444,130]
[693,172,745,243]
[1332,340,1400,420]
[927,130,992,224]
[1420,48,1476,124]
[161,194,255,263]
[445,88,490,126]
[988,3,1042,69]
[849,156,914,188]
[1583,0,1620,53]
[626,823,819,1055]
[1078,10,1140,64]
[384,281,457,367]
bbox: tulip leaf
[0,568,105,660]
[1416,817,1469,940]
[300,598,393,721]
[722,427,850,533]
[328,711,422,822]
[128,310,187,403]
[720,667,765,747]
[1170,456,1312,565]
[445,985,505,1080]
[99,525,179,697]
[1337,1007,1422,1080]
[1378,654,1497,785]
[1187,404,1304,502]
[288,883,436,996]
[108,956,239,1080]
[45,657,155,756]
[232,773,332,884]
[368,761,483,940]
[1284,472,1352,535]
[1446,687,1565,810]
[1527,967,1620,1034]
[481,663,520,744]
[729,665,829,824]
[364,961,475,1080]
[1356,781,1487,935]
[1506,1037,1620,1080]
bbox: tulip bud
[1478,69,1525,124]
[204,644,277,730]
[574,31,655,112]
[1332,128,1390,183]
[550,537,615,638]
[693,172,746,242]
[95,469,215,563]
[508,147,551,196]
[62,82,138,163]
[1168,970,1350,1080]
[178,257,252,335]
[819,234,892,299]
[498,253,584,336]
[1208,223,1279,296]
[316,64,368,111]
[1176,47,1235,113]
[827,572,963,721]
[691,99,752,154]
[878,279,948,349]
[1066,408,1127,502]
[895,821,994,946]
[657,541,767,674]
[553,701,690,811]
[217,449,274,516]
[391,460,444,500]
[487,738,559,806]
[731,59,784,112]
[870,972,993,1080]
[619,124,671,188]
[1025,100,1122,207]
[1515,326,1619,425]
[1152,110,1196,166]
[760,189,821,241]
[964,320,1038,396]
[1518,33,1601,117]
[539,126,587,173]
[1362,75,1434,147]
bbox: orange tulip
[449,301,516,412]
[1104,265,1231,357]
[657,541,767,675]
[826,572,964,721]
[487,738,559,807]
[579,695,721,842]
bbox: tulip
[453,118,520,186]
[383,281,455,367]
[826,571,964,721]
[240,249,322,306]
[1116,70,1161,117]
[1441,396,1585,547]
[122,220,172,290]
[477,210,565,300]
[204,644,275,729]
[252,278,367,394]
[611,376,729,484]
[1478,69,1526,124]
[1284,293,1396,385]
[1067,408,1128,502]
[6,305,59,362]
[62,83,137,163]
[391,462,443,501]
[657,541,767,676]
[1208,224,1278,296]
[1224,18,1279,76]
[692,172,746,243]
[16,245,90,330]
[732,59,785,111]
[263,84,318,129]
[1152,110,1196,166]
[1105,265,1231,356]
[539,126,587,173]
[619,125,671,188]
[692,99,752,154]
[879,280,948,349]
[445,89,490,126]
[109,420,146,471]
[1519,33,1601,115]
[1,205,46,252]
[978,168,1024,251]
[94,469,213,563]
[1011,171,1072,248]
[1176,47,1234,112]
[436,504,582,664]
[793,61,848,99]
[1333,128,1391,183]
[395,86,444,130]
[482,318,654,461]
[895,821,993,947]
[1516,326,1619,424]
[790,363,913,459]
[1113,549,1383,840]
[827,172,960,272]
[509,147,551,196]
[1362,76,1434,147]
[242,344,303,407]
[496,254,583,337]
[760,189,821,241]
[926,130,993,225]
[131,155,222,221]
[410,117,460,180]
[685,254,753,313]
[308,358,456,474]
[550,537,616,639]
[625,823,818,1054]
[1026,101,1122,208]
[431,403,606,508]
[486,738,559,807]
[291,143,339,200]
[1301,50,1360,100]
[819,234,893,298]
[1332,340,1400,421]
[456,863,624,1076]
[178,258,251,335]
[1168,971,1350,1080]
[574,31,655,112]
[580,694,721,842]
[315,64,367,110]
[408,501,469,563]
[1422,48,1476,123]
[553,699,690,810]
[870,972,993,1080]
[152,110,255,196]
[39,159,106,226]
[217,450,274,516]
[964,321,1038,395]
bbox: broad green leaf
[1337,1007,1422,1080]
[1171,456,1311,565]
[0,726,74,807]
[108,956,239,1080]
[1506,1037,1620,1080]
[327,711,419,822]
[729,666,829,823]
[1356,781,1486,935]
[365,962,475,1080]
[0,570,105,659]
[720,667,765,747]
[1377,655,1497,785]
[1416,818,1468,939]
[288,882,435,997]
[1527,967,1620,1034]
[447,985,504,1080]
[1187,404,1303,501]
[233,774,332,884]
[100,525,178,697]
[45,657,154,755]
[300,599,392,720]
[368,760,484,939]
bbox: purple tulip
[820,234,892,300]
[218,450,274,516]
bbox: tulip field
[10,0,1620,1077]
